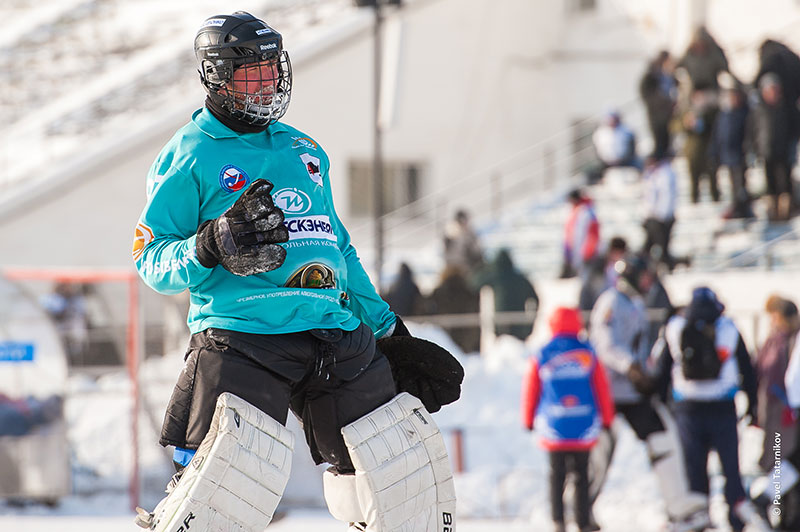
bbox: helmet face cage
[202,51,292,126]
[196,13,293,126]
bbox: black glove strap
[195,219,220,268]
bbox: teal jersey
[133,108,396,337]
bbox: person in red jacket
[522,307,615,532]
[562,189,601,279]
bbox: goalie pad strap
[341,392,457,532]
[150,392,294,532]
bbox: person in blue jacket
[132,12,462,531]
[522,307,615,532]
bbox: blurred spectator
[677,26,730,204]
[710,75,753,219]
[443,209,484,277]
[649,287,763,532]
[753,73,795,221]
[40,281,89,364]
[755,39,800,159]
[425,266,480,353]
[678,86,720,203]
[561,189,600,279]
[0,393,62,437]
[588,257,710,531]
[521,307,615,532]
[755,295,799,472]
[589,110,642,182]
[779,320,800,529]
[382,262,424,317]
[677,26,730,92]
[756,295,800,531]
[474,249,539,341]
[640,152,678,270]
[640,50,678,157]
[578,236,627,314]
[642,263,674,355]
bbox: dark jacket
[756,328,799,470]
[710,99,750,167]
[426,268,481,353]
[640,66,676,125]
[753,98,793,162]
[678,27,729,91]
[756,39,800,135]
[383,264,423,316]
[474,250,539,340]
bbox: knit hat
[549,306,583,336]
[686,287,725,324]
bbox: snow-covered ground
[0,320,771,531]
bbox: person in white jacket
[641,152,679,270]
[588,255,709,531]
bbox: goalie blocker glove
[196,179,289,276]
[377,317,464,413]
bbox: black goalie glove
[196,179,289,276]
[377,318,464,413]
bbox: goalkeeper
[132,11,462,532]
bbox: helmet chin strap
[204,96,269,134]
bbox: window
[348,160,423,217]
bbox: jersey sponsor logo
[142,248,196,276]
[561,394,580,407]
[132,222,155,261]
[285,263,336,289]
[541,351,593,379]
[202,18,226,27]
[299,153,322,187]
[273,188,312,215]
[291,136,318,150]
[219,164,250,193]
[284,215,336,241]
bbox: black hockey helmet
[194,12,292,126]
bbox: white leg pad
[323,468,364,523]
[148,393,294,532]
[648,402,708,523]
[341,392,457,532]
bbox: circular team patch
[219,164,250,193]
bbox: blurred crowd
[381,25,800,532]
[593,27,800,224]
[383,209,539,353]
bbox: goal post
[2,267,142,511]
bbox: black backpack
[680,321,722,380]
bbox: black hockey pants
[159,324,397,473]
